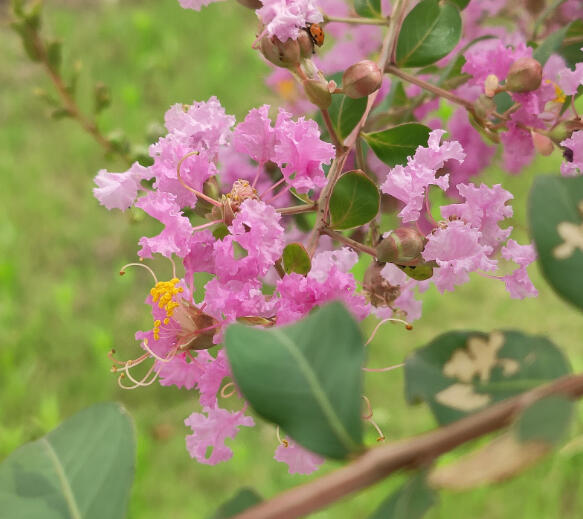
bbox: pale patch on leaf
[443,332,508,383]
[429,434,549,490]
[435,383,491,411]
[499,358,520,376]
[553,201,583,260]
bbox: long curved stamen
[259,177,285,198]
[252,162,264,188]
[365,318,412,346]
[368,418,385,442]
[176,151,222,208]
[120,362,157,387]
[142,339,179,363]
[362,362,405,373]
[361,395,373,420]
[264,185,290,205]
[120,262,159,283]
[275,426,289,447]
[220,381,237,399]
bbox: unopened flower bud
[297,29,315,58]
[505,57,543,93]
[376,227,426,265]
[363,261,401,308]
[303,79,332,109]
[342,60,382,99]
[260,35,301,68]
[236,0,262,8]
[484,74,499,97]
[474,94,497,120]
[549,122,570,143]
[531,131,554,156]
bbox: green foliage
[559,20,583,68]
[225,302,364,459]
[282,242,311,275]
[329,170,380,230]
[327,91,368,142]
[0,403,135,519]
[516,396,574,446]
[533,24,569,66]
[211,488,262,519]
[363,123,430,166]
[529,175,583,312]
[369,472,436,519]
[353,0,382,18]
[395,0,462,68]
[405,330,571,425]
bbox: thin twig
[234,372,583,519]
[276,204,318,216]
[323,15,390,26]
[322,228,377,257]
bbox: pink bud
[505,57,543,93]
[260,35,301,69]
[342,60,382,99]
[303,79,332,109]
[531,132,554,156]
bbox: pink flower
[423,220,496,292]
[185,406,254,465]
[558,62,583,96]
[561,130,583,177]
[213,199,285,282]
[196,349,232,408]
[381,130,465,222]
[157,353,204,390]
[93,162,151,211]
[257,0,323,42]
[274,438,324,475]
[274,112,335,194]
[234,104,277,165]
[441,183,514,249]
[183,230,216,279]
[178,0,224,10]
[500,239,538,299]
[135,192,193,258]
[500,123,535,174]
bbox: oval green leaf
[328,93,368,142]
[363,123,430,167]
[516,396,573,446]
[211,488,262,519]
[354,0,382,18]
[329,170,380,230]
[369,471,436,519]
[405,330,571,425]
[396,0,462,68]
[225,302,365,459]
[282,242,311,275]
[529,175,583,312]
[0,402,135,519]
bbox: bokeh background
[2,1,583,517]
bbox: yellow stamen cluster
[546,79,566,104]
[150,278,183,340]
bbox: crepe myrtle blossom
[274,437,325,475]
[561,130,583,177]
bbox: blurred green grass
[1,1,583,518]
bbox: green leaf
[449,0,470,8]
[559,20,583,69]
[363,123,430,167]
[282,243,311,275]
[0,402,135,519]
[533,24,569,66]
[516,396,573,445]
[329,170,380,230]
[225,302,364,459]
[396,0,462,68]
[369,472,436,519]
[529,175,583,312]
[405,330,571,425]
[211,488,262,519]
[328,92,368,142]
[354,0,382,18]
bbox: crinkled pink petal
[274,439,324,475]
[178,0,223,9]
[381,130,464,222]
[561,130,583,177]
[274,113,335,194]
[136,192,193,258]
[558,62,583,96]
[197,349,232,408]
[184,406,254,465]
[309,247,358,283]
[501,239,536,267]
[234,105,277,165]
[257,0,323,42]
[500,123,534,174]
[502,266,538,299]
[184,230,216,279]
[157,353,204,390]
[93,162,151,211]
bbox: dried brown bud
[342,60,382,99]
[363,261,401,308]
[505,57,543,93]
[474,94,497,120]
[303,79,332,109]
[260,35,301,69]
[376,227,426,265]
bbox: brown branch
[276,203,318,216]
[234,372,583,519]
[322,228,377,257]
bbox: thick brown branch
[234,372,583,519]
